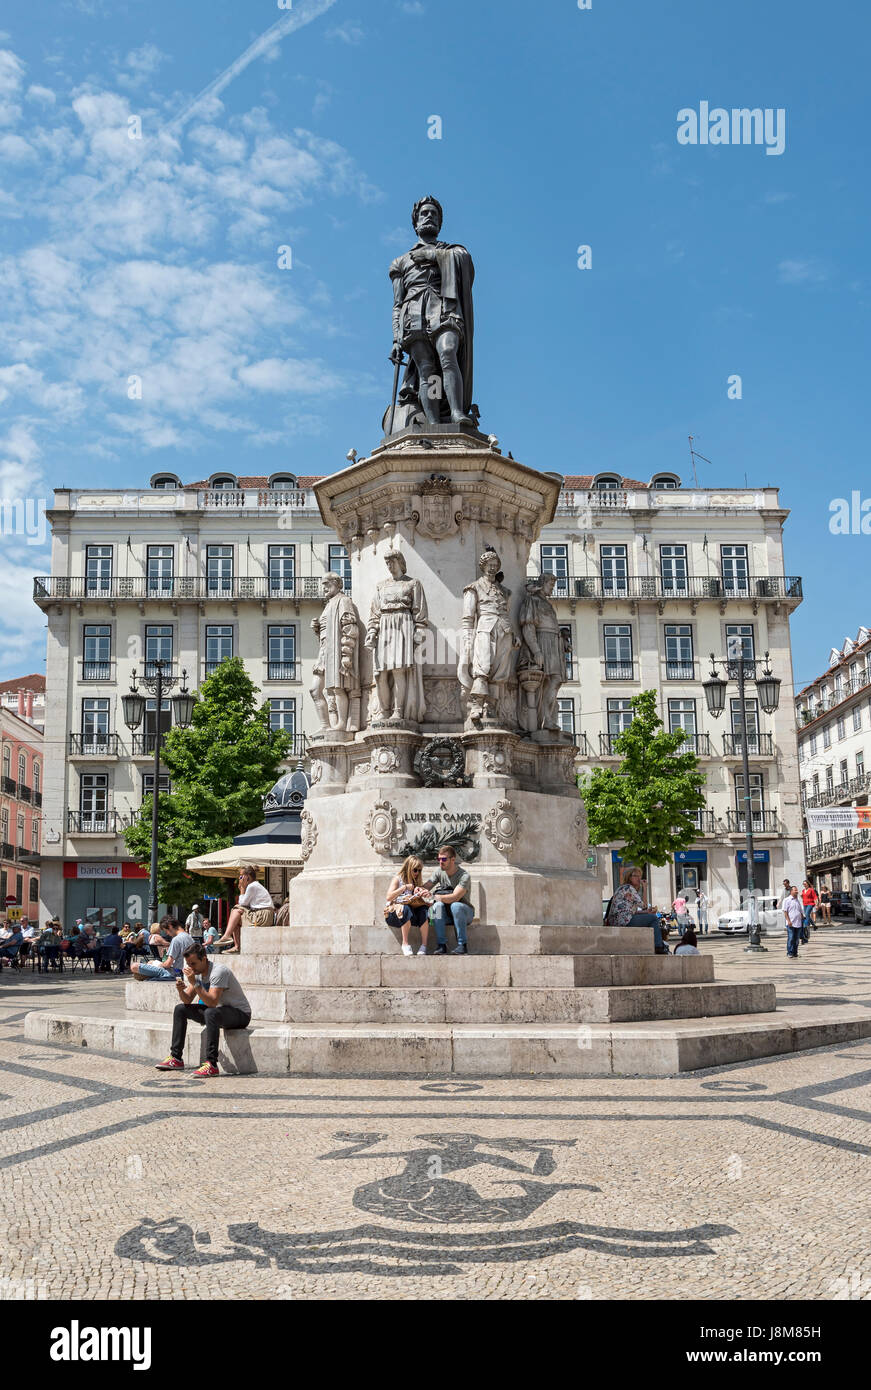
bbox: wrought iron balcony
[599,732,629,756]
[722,732,774,757]
[604,661,635,681]
[665,661,697,681]
[33,575,331,604]
[803,772,871,810]
[686,809,717,834]
[725,810,782,834]
[67,810,127,834]
[1,776,16,795]
[0,841,16,861]
[69,732,120,756]
[265,661,300,682]
[131,733,163,756]
[16,783,31,802]
[80,659,115,682]
[547,575,802,603]
[673,732,712,756]
[33,791,42,808]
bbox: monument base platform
[24,1003,871,1077]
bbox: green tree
[123,658,291,908]
[580,689,706,869]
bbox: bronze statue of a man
[388,196,475,430]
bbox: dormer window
[209,475,237,490]
[651,474,680,490]
[150,473,180,490]
[594,475,620,491]
[268,473,297,490]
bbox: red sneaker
[155,1056,184,1071]
[193,1062,219,1078]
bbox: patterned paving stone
[1,929,871,1300]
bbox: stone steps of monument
[24,1004,871,1077]
[124,978,774,1024]
[243,923,656,957]
[231,950,715,989]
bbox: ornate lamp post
[703,643,781,952]
[122,661,195,926]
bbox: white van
[851,880,871,925]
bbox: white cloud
[777,258,829,286]
[327,22,364,44]
[238,356,343,393]
[26,85,56,106]
[0,133,35,162]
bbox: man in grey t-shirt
[132,917,194,982]
[156,942,252,1077]
[426,847,475,955]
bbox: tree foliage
[579,689,706,868]
[123,658,291,907]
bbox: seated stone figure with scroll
[365,551,428,723]
[458,546,520,726]
[517,572,563,733]
[310,572,361,733]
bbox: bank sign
[73,864,123,879]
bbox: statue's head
[479,546,501,577]
[539,571,557,595]
[385,550,408,577]
[412,196,443,237]
[322,572,343,599]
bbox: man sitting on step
[426,846,474,955]
[156,942,252,1078]
[132,917,194,982]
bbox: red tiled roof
[0,674,45,694]
[184,475,319,490]
[562,475,651,489]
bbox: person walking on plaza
[801,879,819,935]
[605,866,669,954]
[783,885,804,959]
[818,887,832,925]
[427,847,475,955]
[155,942,252,1077]
[385,856,433,956]
[672,892,693,933]
[185,903,205,942]
[696,888,709,935]
[215,868,275,954]
[132,917,194,982]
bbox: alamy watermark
[0,497,46,546]
[829,492,871,535]
[677,103,786,157]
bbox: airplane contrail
[166,0,339,134]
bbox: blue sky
[0,0,868,687]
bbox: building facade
[797,627,871,891]
[34,466,805,925]
[0,697,43,921]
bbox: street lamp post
[122,660,195,927]
[703,644,782,953]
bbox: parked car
[717,894,785,935]
[832,890,853,917]
[851,881,871,925]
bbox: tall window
[31,821,39,853]
[668,698,697,743]
[604,624,633,679]
[822,724,832,750]
[79,773,109,829]
[660,544,688,595]
[205,625,233,673]
[147,544,174,595]
[33,762,40,796]
[269,697,296,736]
[854,706,863,733]
[664,624,694,679]
[268,544,296,595]
[557,697,576,738]
[82,698,110,749]
[142,773,171,801]
[1,747,8,781]
[839,758,849,785]
[0,807,7,845]
[206,544,234,595]
[267,625,297,680]
[837,715,846,740]
[145,624,173,675]
[811,773,819,797]
[857,750,865,779]
[607,698,634,738]
[725,624,755,663]
[721,544,749,595]
[85,544,112,596]
[17,751,27,786]
[144,698,171,743]
[560,625,574,680]
[540,544,568,597]
[734,772,764,830]
[16,814,24,847]
[600,545,627,595]
[328,544,351,592]
[83,624,111,679]
[730,696,759,751]
[809,733,818,756]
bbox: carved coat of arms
[414,476,460,540]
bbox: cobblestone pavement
[2,928,871,1301]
